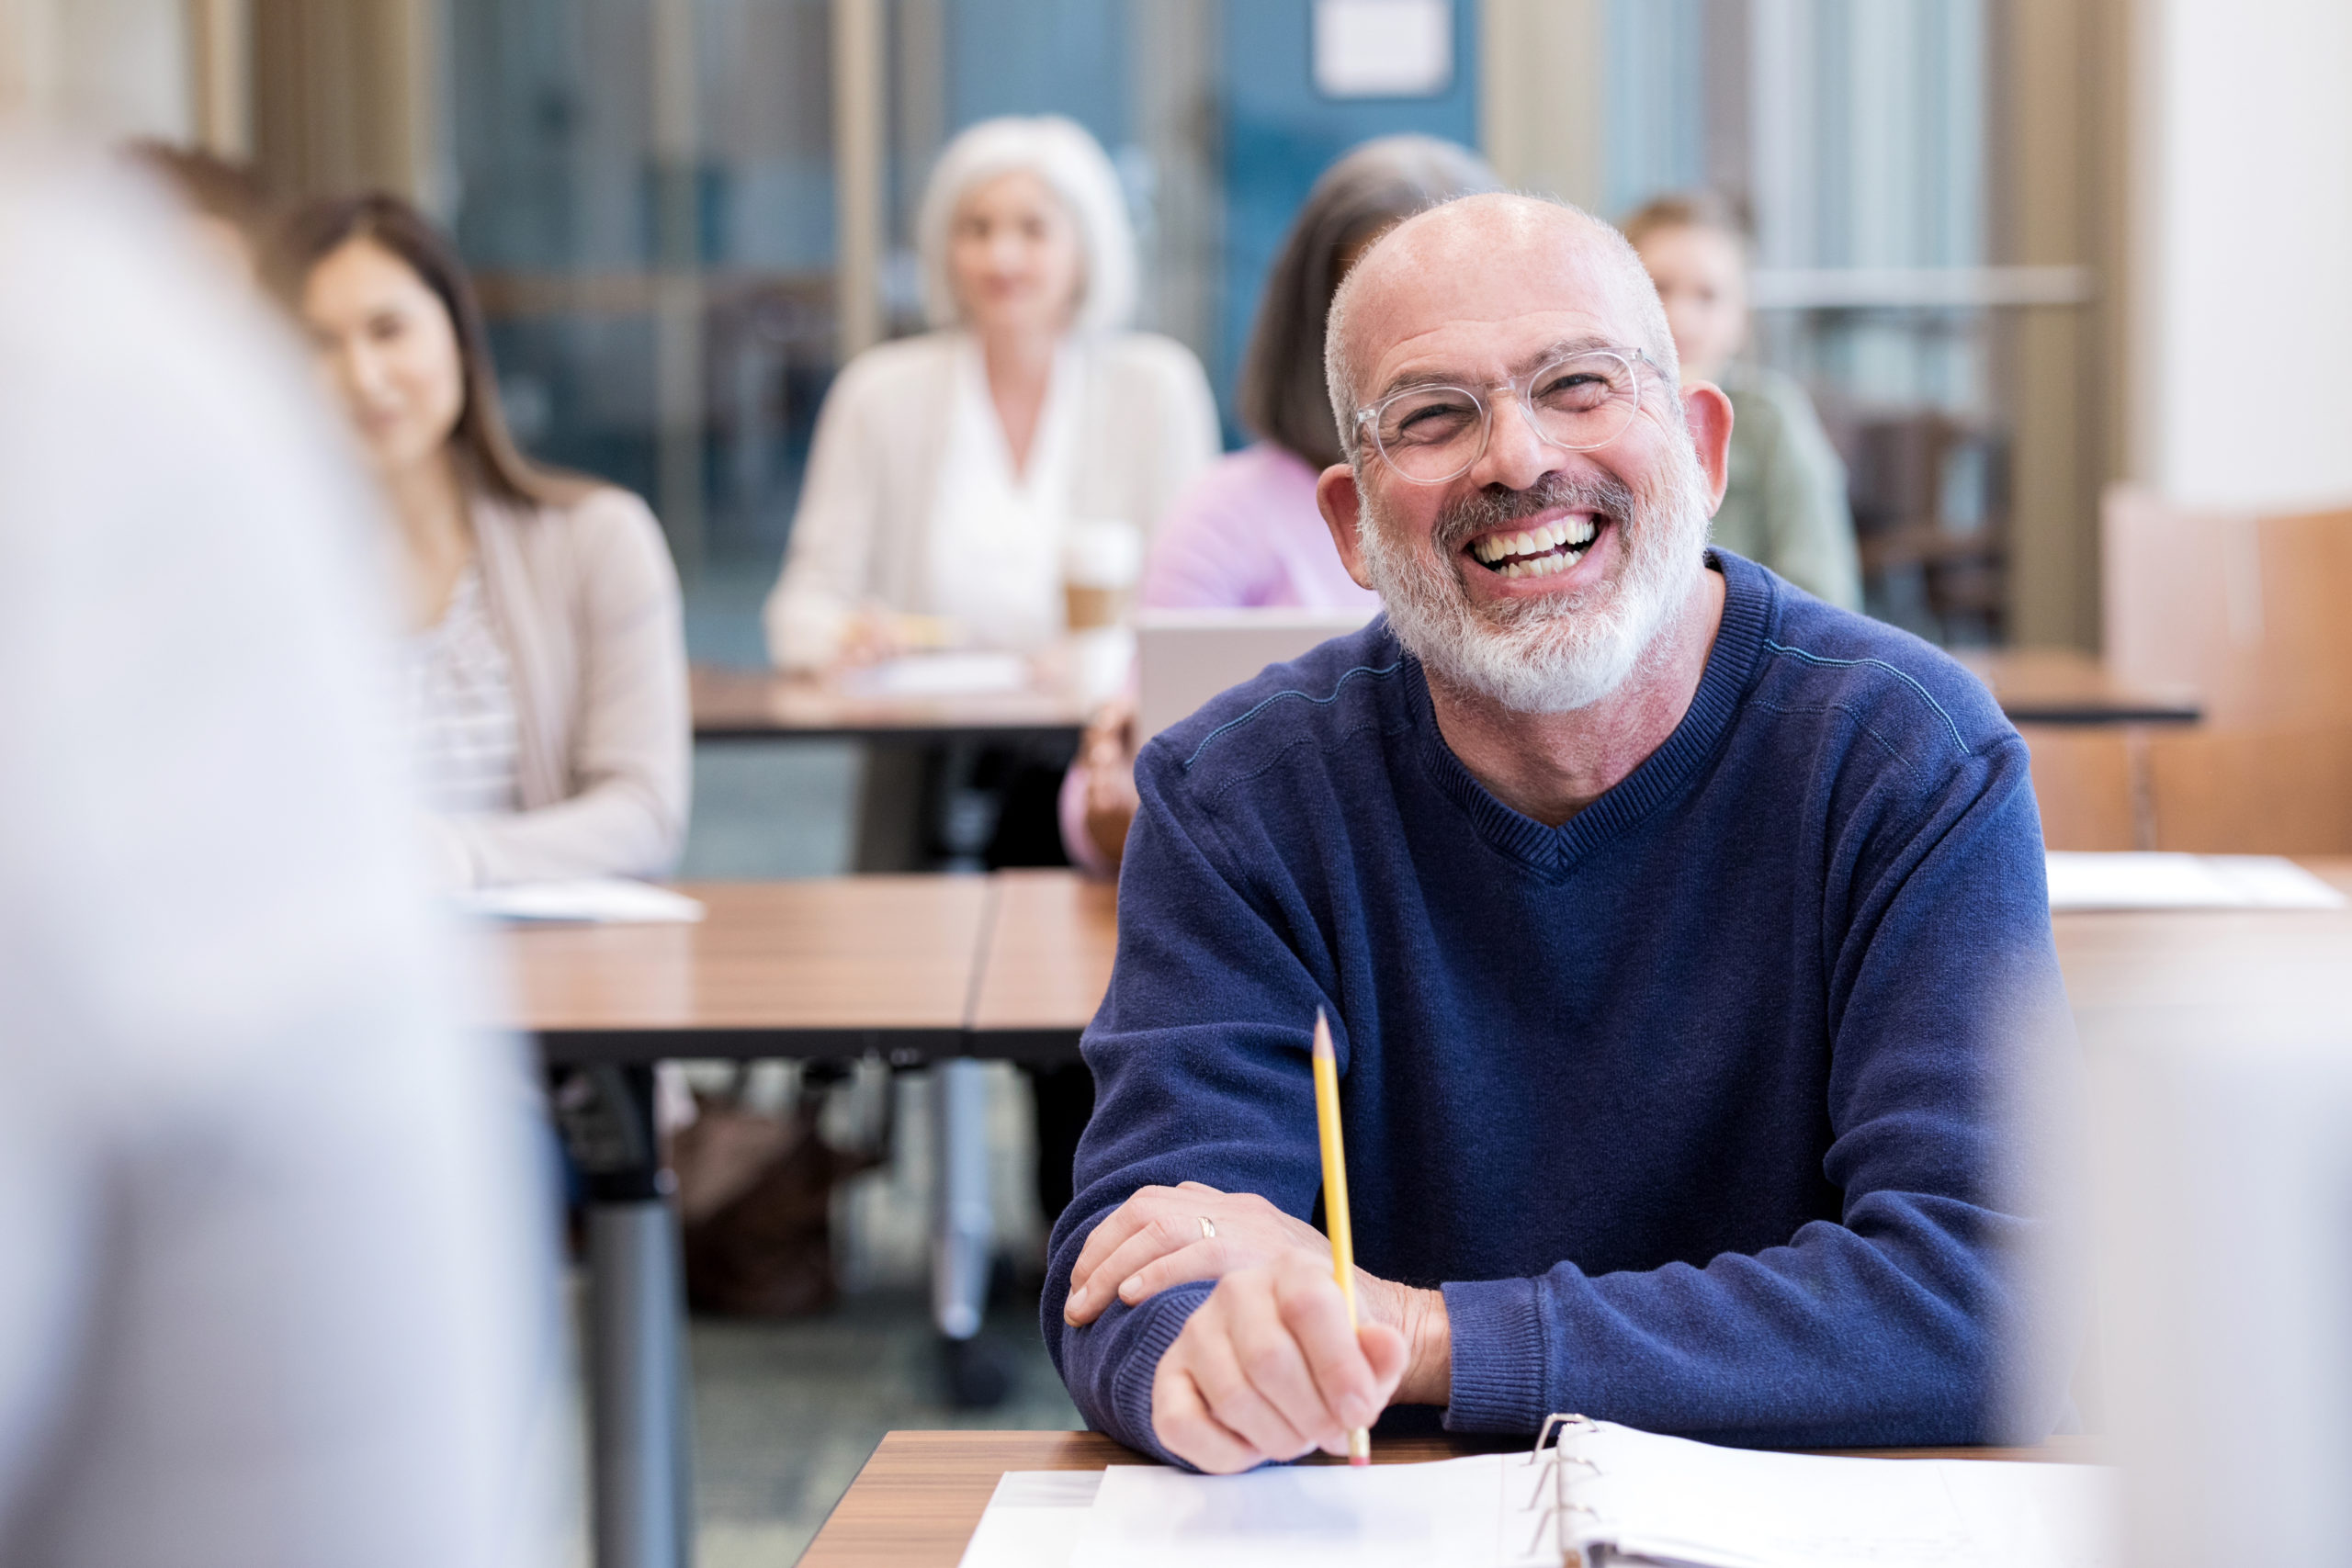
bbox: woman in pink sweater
[1063,135,1497,870]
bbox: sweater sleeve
[442,491,692,886]
[1042,745,1340,1461]
[1441,734,2083,1447]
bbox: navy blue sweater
[1043,552,2076,1461]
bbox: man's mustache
[1428,471,1639,557]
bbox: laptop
[1135,607,1378,744]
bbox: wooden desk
[2052,858,2352,1028]
[692,663,1091,743]
[968,871,1119,1059]
[506,877,990,1064]
[798,1428,2107,1567]
[1957,646,2201,727]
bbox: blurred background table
[511,877,989,1062]
[691,663,1091,745]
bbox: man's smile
[1461,512,1611,581]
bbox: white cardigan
[763,329,1220,671]
[428,486,691,886]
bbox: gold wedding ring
[1199,1216,1216,1240]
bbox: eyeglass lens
[1370,352,1640,483]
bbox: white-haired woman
[763,115,1219,671]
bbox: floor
[686,1288,1082,1567]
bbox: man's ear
[1680,382,1735,515]
[1317,462,1377,591]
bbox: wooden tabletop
[500,877,989,1062]
[797,1427,2107,1567]
[691,663,1091,742]
[1956,646,2201,726]
[967,871,1120,1056]
[2052,858,2352,1036]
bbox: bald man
[1044,195,2076,1473]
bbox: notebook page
[1069,1452,1554,1568]
[449,878,706,924]
[1566,1422,2116,1568]
[2043,852,2346,911]
[958,1471,1102,1568]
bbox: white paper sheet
[1070,1454,1533,1568]
[839,651,1031,698]
[449,879,707,925]
[959,1471,1103,1568]
[2045,852,2346,912]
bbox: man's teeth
[1469,516,1601,572]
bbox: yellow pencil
[1310,1008,1372,1465]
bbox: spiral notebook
[967,1417,2114,1568]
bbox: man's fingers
[1223,1274,1352,1452]
[1357,1321,1411,1395]
[1067,1219,1219,1325]
[1099,1243,1233,1317]
[1183,1323,1317,1462]
[1273,1267,1385,1430]
[1068,1187,1181,1297]
[1152,1363,1265,1476]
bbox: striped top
[399,563,521,816]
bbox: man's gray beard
[1355,446,1713,714]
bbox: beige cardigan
[429,485,691,887]
[763,328,1221,670]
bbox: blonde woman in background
[1623,191,1862,610]
[280,194,691,889]
[763,114,1218,672]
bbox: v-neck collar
[1410,550,1772,879]
[955,332,1080,500]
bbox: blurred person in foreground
[1046,193,2075,1472]
[0,152,558,1565]
[1061,134,1498,876]
[1623,191,1861,609]
[276,194,690,890]
[119,139,271,285]
[763,114,1218,676]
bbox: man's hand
[1065,1182,1330,1325]
[1063,1181,1454,1435]
[1150,1257,1408,1472]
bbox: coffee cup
[1062,518,1143,633]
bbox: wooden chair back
[2143,725,2352,853]
[2017,725,2138,851]
[2104,485,2352,727]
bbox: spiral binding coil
[1520,1416,1605,1561]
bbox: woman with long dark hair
[277,194,689,887]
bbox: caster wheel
[943,1332,1013,1409]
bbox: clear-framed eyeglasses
[1352,347,1657,485]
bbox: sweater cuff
[1440,1277,1550,1434]
[1106,1282,1215,1464]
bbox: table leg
[932,1057,994,1342]
[556,1064,694,1568]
